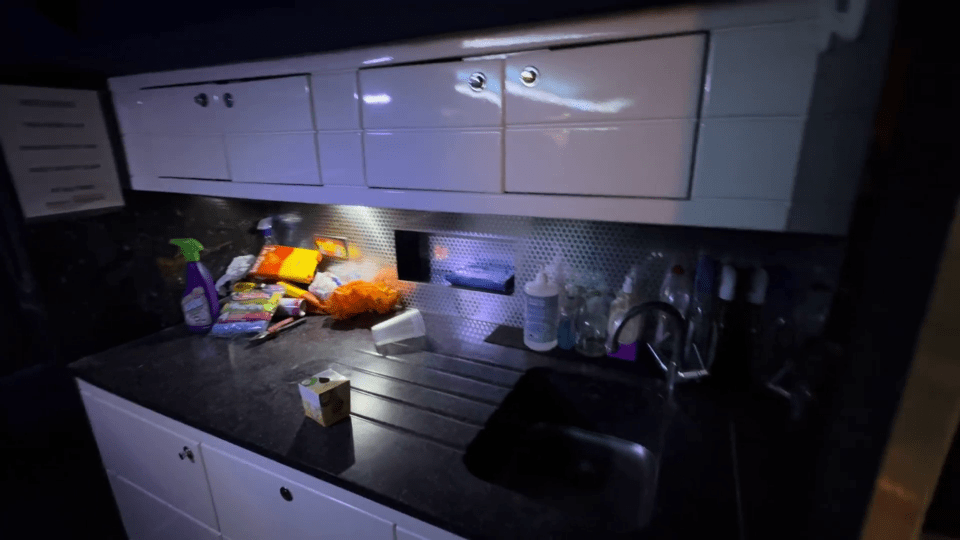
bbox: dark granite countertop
[70,313,741,539]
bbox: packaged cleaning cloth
[445,260,515,293]
[248,245,321,284]
[210,291,283,337]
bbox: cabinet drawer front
[203,445,394,540]
[220,76,314,133]
[364,130,501,192]
[108,472,221,540]
[149,135,230,180]
[139,85,221,135]
[225,133,320,184]
[81,394,219,529]
[505,121,694,198]
[317,131,364,186]
[359,60,503,128]
[313,72,361,130]
[505,34,705,124]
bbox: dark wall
[1,0,713,78]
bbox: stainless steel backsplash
[272,203,846,329]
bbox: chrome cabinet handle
[468,72,486,91]
[223,93,234,108]
[178,446,195,462]
[520,66,539,87]
[194,93,209,107]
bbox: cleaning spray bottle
[170,238,220,333]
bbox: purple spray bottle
[170,238,220,333]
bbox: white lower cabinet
[78,380,463,540]
[203,444,394,540]
[108,472,221,540]
[81,392,219,529]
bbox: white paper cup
[371,309,426,346]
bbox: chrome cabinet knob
[223,93,234,108]
[520,66,539,87]
[194,93,209,107]
[178,446,195,462]
[468,72,486,92]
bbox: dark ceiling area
[1,0,730,83]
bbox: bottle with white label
[524,269,559,351]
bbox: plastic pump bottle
[170,238,220,333]
[608,265,642,345]
[524,269,559,351]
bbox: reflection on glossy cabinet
[505,120,695,198]
[135,84,222,135]
[317,131,365,186]
[108,472,222,540]
[504,34,705,124]
[219,76,314,133]
[364,130,502,192]
[226,133,320,184]
[203,445,394,540]
[359,60,503,129]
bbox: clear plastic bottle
[607,265,642,345]
[576,280,610,358]
[558,281,583,350]
[655,264,692,348]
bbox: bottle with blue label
[523,269,559,351]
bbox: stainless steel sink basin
[463,367,670,532]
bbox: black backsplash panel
[23,191,277,362]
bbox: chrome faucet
[606,301,709,400]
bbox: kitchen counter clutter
[71,312,741,539]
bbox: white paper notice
[0,85,124,218]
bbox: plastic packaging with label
[210,291,283,337]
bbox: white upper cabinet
[504,35,704,198]
[109,1,885,233]
[312,72,361,130]
[504,34,705,124]
[137,84,222,134]
[359,59,503,128]
[219,76,314,132]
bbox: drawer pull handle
[178,447,195,462]
[194,93,209,107]
[280,486,293,501]
[468,72,486,92]
[520,66,539,87]
[223,93,234,108]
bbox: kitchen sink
[463,367,671,532]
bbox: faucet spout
[606,301,693,400]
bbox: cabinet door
[148,135,230,180]
[225,133,320,184]
[220,76,314,133]
[505,120,695,198]
[359,60,503,128]
[138,84,222,135]
[108,472,221,540]
[504,34,705,124]
[203,445,394,540]
[364,130,501,192]
[81,394,219,529]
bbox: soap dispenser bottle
[524,269,559,351]
[170,238,220,333]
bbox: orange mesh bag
[323,280,400,320]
